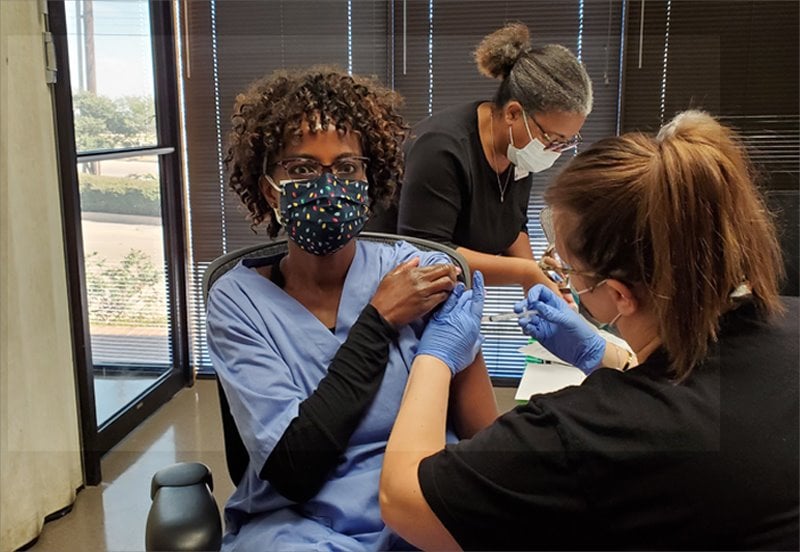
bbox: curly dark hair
[224,66,408,237]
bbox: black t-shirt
[419,298,799,550]
[395,101,533,254]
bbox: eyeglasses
[538,245,600,285]
[272,156,369,181]
[529,115,582,153]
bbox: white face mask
[506,112,561,173]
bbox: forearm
[449,353,498,438]
[381,355,459,550]
[262,305,396,501]
[457,246,560,293]
[504,231,535,260]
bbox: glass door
[50,0,189,483]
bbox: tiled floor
[27,380,520,552]
[28,380,233,552]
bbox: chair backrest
[203,232,470,486]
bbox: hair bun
[657,110,720,142]
[474,23,531,79]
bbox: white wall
[0,2,83,550]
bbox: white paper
[514,321,635,401]
[514,362,586,401]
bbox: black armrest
[145,462,222,552]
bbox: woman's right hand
[515,284,605,374]
[370,258,459,328]
[530,258,575,306]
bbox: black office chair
[145,232,470,551]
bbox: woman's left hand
[416,272,486,376]
[371,259,459,328]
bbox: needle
[481,309,537,323]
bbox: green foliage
[86,249,167,326]
[79,173,161,216]
[73,91,157,151]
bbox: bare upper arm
[449,353,498,438]
[380,456,462,551]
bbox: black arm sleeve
[260,304,398,502]
[397,132,466,248]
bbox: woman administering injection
[368,23,591,294]
[380,110,798,550]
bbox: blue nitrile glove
[416,271,486,376]
[515,284,606,375]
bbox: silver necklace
[488,111,512,203]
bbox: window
[63,0,187,428]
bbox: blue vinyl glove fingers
[469,271,485,317]
[417,281,483,376]
[516,283,606,373]
[517,284,561,315]
[516,284,544,314]
[436,282,464,317]
[518,309,542,326]
[528,284,564,309]
[459,288,481,326]
[518,320,537,338]
[529,300,570,327]
[517,312,543,339]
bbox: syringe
[481,309,537,323]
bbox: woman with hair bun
[380,111,798,550]
[372,23,592,295]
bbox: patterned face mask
[271,172,369,256]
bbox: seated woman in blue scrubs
[206,67,498,551]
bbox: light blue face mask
[569,279,622,332]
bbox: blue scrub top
[207,239,457,552]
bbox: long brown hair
[546,110,784,378]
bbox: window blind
[182,0,624,379]
[391,0,624,381]
[621,0,799,296]
[182,1,390,372]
